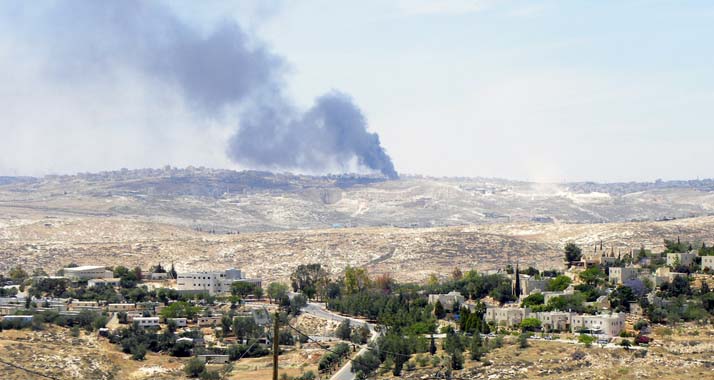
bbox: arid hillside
[2,214,714,283]
[2,168,714,233]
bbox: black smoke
[20,0,398,178]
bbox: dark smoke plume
[23,0,398,178]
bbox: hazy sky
[2,0,714,182]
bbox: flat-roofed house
[667,252,696,267]
[427,291,465,310]
[133,317,160,328]
[88,278,121,288]
[571,313,625,337]
[609,267,638,285]
[176,268,261,296]
[63,266,113,280]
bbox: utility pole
[272,311,279,380]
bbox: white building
[428,291,465,310]
[667,252,696,267]
[176,268,261,295]
[107,303,136,312]
[133,317,160,328]
[88,278,121,288]
[63,266,113,280]
[484,307,626,337]
[167,318,188,327]
[571,313,625,337]
[702,256,714,271]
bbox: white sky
[2,0,714,182]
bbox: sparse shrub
[571,350,586,360]
[184,357,206,378]
[518,333,529,349]
[578,334,595,347]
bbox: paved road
[301,303,377,380]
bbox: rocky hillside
[1,168,714,232]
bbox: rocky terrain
[385,325,714,380]
[2,168,714,233]
[2,168,714,282]
[2,214,714,283]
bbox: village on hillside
[2,238,714,379]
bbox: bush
[578,334,595,347]
[184,358,206,377]
[518,333,529,349]
[131,344,147,361]
[620,339,632,349]
[199,370,220,380]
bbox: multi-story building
[570,313,625,336]
[609,267,638,285]
[428,291,466,310]
[667,252,696,267]
[484,307,528,327]
[63,266,113,280]
[484,307,625,337]
[176,268,261,295]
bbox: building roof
[64,266,108,271]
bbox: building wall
[702,256,714,270]
[177,269,261,295]
[64,267,113,280]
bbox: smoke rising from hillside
[1,1,397,178]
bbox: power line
[0,358,61,380]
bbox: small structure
[197,316,222,327]
[133,317,160,328]
[702,256,714,271]
[197,354,230,364]
[150,272,169,280]
[2,315,34,323]
[107,303,137,312]
[427,291,465,310]
[167,318,188,327]
[63,266,113,280]
[88,278,121,288]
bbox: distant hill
[1,167,713,232]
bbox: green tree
[231,281,258,298]
[520,293,545,308]
[579,267,605,286]
[8,266,28,283]
[184,357,206,378]
[266,282,288,304]
[520,318,541,332]
[564,243,583,264]
[429,334,437,356]
[159,302,200,319]
[547,275,572,291]
[290,264,328,300]
[344,266,371,294]
[518,333,529,348]
[336,319,352,340]
[434,300,446,319]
